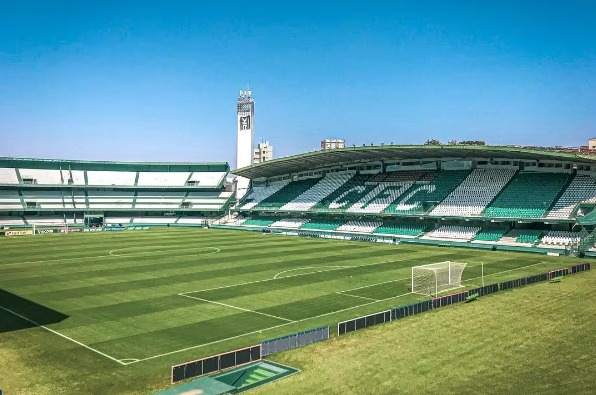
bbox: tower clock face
[239,115,251,131]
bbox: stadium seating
[473,227,509,242]
[280,174,353,211]
[385,170,470,214]
[347,183,414,214]
[373,221,427,237]
[225,216,249,226]
[240,180,291,209]
[0,216,26,226]
[242,217,278,227]
[300,219,345,231]
[546,175,596,219]
[105,217,133,225]
[336,220,382,233]
[88,191,135,209]
[21,191,65,209]
[184,191,233,210]
[24,216,68,225]
[424,225,481,241]
[483,172,571,218]
[311,175,373,211]
[132,217,177,224]
[430,169,516,216]
[0,190,23,209]
[270,218,310,228]
[540,231,581,246]
[254,178,322,210]
[176,217,209,224]
[512,230,544,244]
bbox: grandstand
[0,157,232,227]
[229,145,596,257]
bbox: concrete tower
[235,89,255,198]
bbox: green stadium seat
[483,172,571,218]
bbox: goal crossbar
[411,261,467,296]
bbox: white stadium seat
[430,169,516,217]
[424,225,481,241]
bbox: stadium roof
[234,145,596,179]
[0,157,229,172]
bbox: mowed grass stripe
[188,253,464,302]
[1,242,376,287]
[0,228,580,370]
[0,236,371,277]
[87,311,284,360]
[0,233,334,268]
[17,245,400,300]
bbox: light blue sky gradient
[1,1,595,166]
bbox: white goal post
[411,261,467,296]
[32,222,69,235]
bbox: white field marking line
[178,255,426,296]
[335,292,379,301]
[179,293,294,322]
[0,245,225,268]
[273,266,352,279]
[336,260,548,296]
[119,358,140,363]
[128,290,415,365]
[130,260,552,364]
[0,236,331,268]
[0,305,126,366]
[109,246,220,257]
[339,277,408,293]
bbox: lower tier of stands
[222,216,588,252]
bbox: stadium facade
[224,145,596,257]
[4,144,596,257]
[0,157,232,228]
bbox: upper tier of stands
[253,178,322,210]
[280,173,353,211]
[240,180,290,209]
[546,175,596,219]
[239,168,596,222]
[384,170,469,214]
[483,172,571,218]
[429,169,516,216]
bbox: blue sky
[1,1,595,166]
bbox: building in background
[235,89,255,198]
[253,141,273,164]
[321,139,345,150]
[589,138,596,150]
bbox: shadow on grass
[0,288,68,333]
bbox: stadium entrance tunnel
[156,361,298,395]
[0,288,69,333]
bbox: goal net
[411,261,467,296]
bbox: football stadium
[3,4,596,394]
[1,144,596,394]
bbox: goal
[411,261,467,296]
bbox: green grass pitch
[0,228,591,394]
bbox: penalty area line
[0,305,126,366]
[335,292,379,301]
[127,260,551,365]
[179,293,294,323]
[129,290,415,365]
